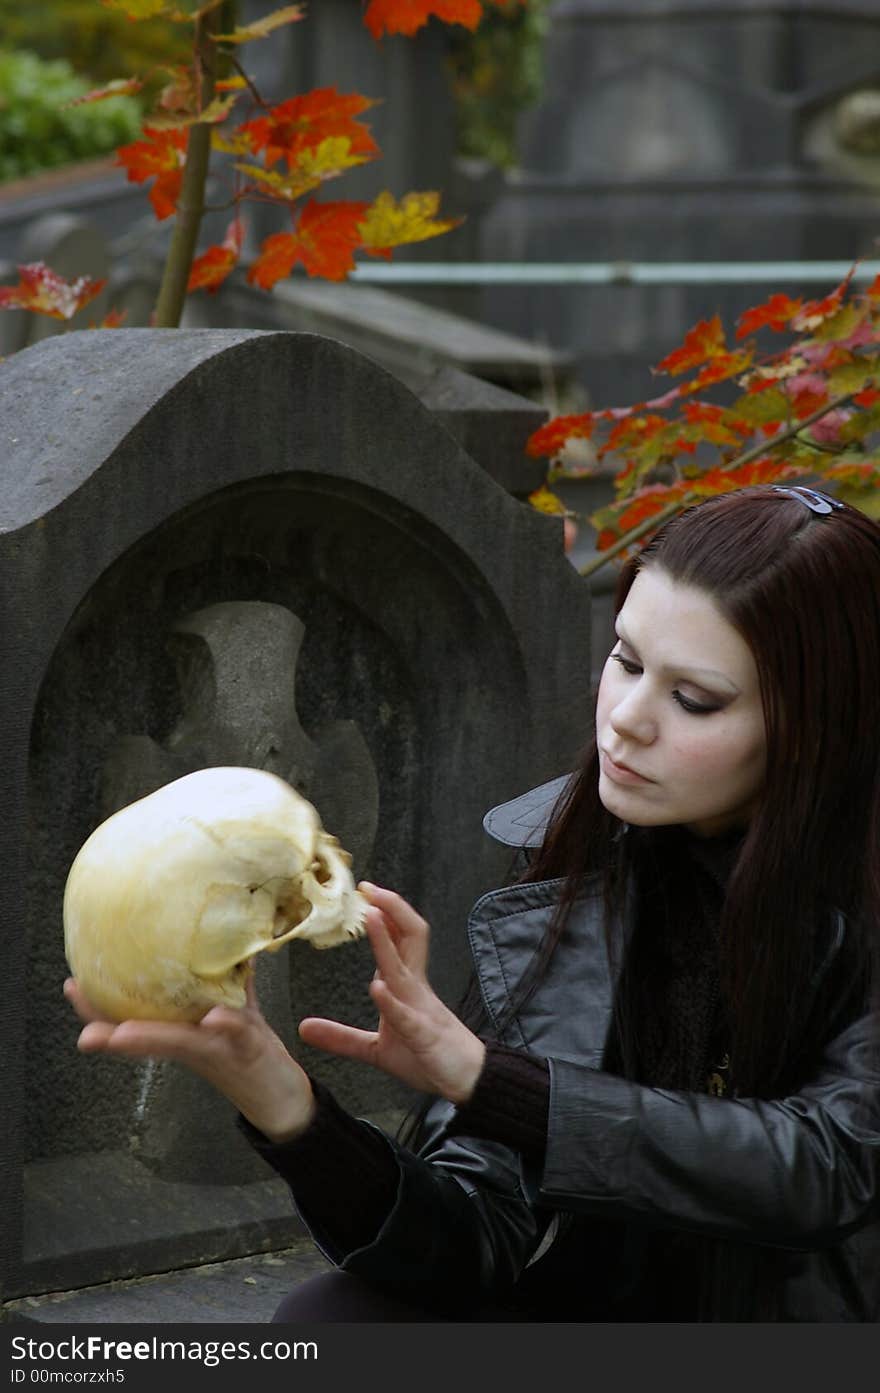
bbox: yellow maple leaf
[234,163,324,202]
[236,137,372,201]
[528,484,571,517]
[358,191,462,251]
[212,128,255,156]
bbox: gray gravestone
[0,328,592,1302]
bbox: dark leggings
[271,1270,519,1323]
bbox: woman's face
[595,567,767,837]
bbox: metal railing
[350,260,880,286]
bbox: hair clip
[770,486,844,516]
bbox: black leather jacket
[316,780,880,1321]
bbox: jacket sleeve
[336,1106,549,1304]
[534,1011,880,1249]
[242,1084,550,1305]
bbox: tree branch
[578,384,871,579]
[153,5,222,329]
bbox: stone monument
[0,328,592,1303]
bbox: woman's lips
[600,750,653,785]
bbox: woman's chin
[598,776,662,825]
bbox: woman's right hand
[63,974,316,1144]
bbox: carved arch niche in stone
[25,471,528,1204]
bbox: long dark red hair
[521,486,880,1096]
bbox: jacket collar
[477,779,849,1046]
[481,773,574,848]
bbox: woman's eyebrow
[615,624,741,693]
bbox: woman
[65,484,880,1322]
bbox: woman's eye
[611,653,641,675]
[673,692,721,716]
[612,652,721,715]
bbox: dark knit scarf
[604,823,745,1094]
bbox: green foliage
[0,1,189,88]
[447,0,550,169]
[0,50,142,182]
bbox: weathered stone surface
[0,329,592,1301]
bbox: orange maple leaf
[526,412,594,459]
[614,484,687,534]
[188,220,244,295]
[792,268,855,332]
[735,292,803,340]
[238,89,379,171]
[93,307,128,328]
[684,350,753,394]
[653,315,726,375]
[692,459,802,494]
[248,200,370,287]
[0,263,106,320]
[364,0,484,40]
[116,127,187,220]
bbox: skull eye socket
[311,857,332,886]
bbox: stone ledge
[3,1243,332,1326]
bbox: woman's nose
[609,690,657,745]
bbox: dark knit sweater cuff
[238,1078,400,1254]
[448,1041,550,1163]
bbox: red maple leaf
[188,220,244,294]
[0,263,106,320]
[855,387,880,407]
[116,127,187,220]
[735,293,803,340]
[785,374,828,418]
[363,0,484,40]
[238,89,379,170]
[653,315,726,375]
[745,374,782,394]
[248,200,370,287]
[526,412,594,459]
[601,413,669,457]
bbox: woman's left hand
[298,883,486,1105]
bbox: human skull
[63,766,368,1022]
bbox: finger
[63,977,115,1025]
[298,1016,378,1065]
[364,907,410,989]
[368,976,429,1041]
[358,883,429,975]
[83,1017,216,1064]
[76,1021,121,1052]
